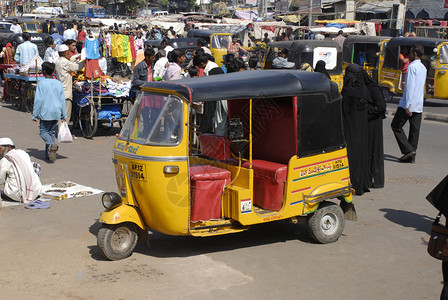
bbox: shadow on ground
[88,219,315,260]
[384,154,400,162]
[380,208,434,234]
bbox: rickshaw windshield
[212,35,231,49]
[119,93,183,146]
[24,23,38,32]
[440,45,448,64]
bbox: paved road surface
[0,101,447,299]
[387,96,448,118]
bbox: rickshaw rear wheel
[97,223,138,261]
[381,87,393,102]
[307,201,344,244]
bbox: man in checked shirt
[227,35,248,58]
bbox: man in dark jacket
[130,47,156,99]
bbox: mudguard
[99,204,146,230]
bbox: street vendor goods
[96,70,357,260]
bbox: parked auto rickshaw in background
[379,37,448,100]
[4,18,42,33]
[263,40,344,90]
[96,70,357,260]
[342,35,390,81]
[186,29,234,66]
[273,26,308,41]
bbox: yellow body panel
[100,96,191,236]
[99,204,146,230]
[210,33,233,67]
[330,74,344,92]
[379,68,401,94]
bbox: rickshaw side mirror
[434,48,438,53]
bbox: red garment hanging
[129,35,136,60]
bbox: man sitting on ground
[0,138,42,204]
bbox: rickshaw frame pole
[249,98,253,168]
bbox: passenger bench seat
[243,160,287,211]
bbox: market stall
[72,75,133,138]
[3,70,40,112]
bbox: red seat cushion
[199,134,231,161]
[242,160,287,211]
[243,160,287,183]
[189,165,231,222]
[190,164,232,181]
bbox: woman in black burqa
[341,64,370,195]
[361,68,386,189]
[314,60,331,79]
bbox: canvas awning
[357,0,400,14]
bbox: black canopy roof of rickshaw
[266,40,342,52]
[343,35,390,45]
[186,29,231,38]
[141,70,334,102]
[342,35,390,62]
[386,36,447,49]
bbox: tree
[99,0,146,13]
[124,0,147,13]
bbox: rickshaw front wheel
[97,223,138,261]
[307,201,345,244]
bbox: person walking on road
[391,45,427,163]
[55,44,84,125]
[32,62,66,162]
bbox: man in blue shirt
[32,62,66,162]
[50,27,65,48]
[391,45,427,163]
[14,32,39,67]
[57,21,65,36]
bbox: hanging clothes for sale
[82,36,103,79]
[117,34,133,64]
[85,60,103,78]
[116,34,124,58]
[122,35,129,59]
[129,36,136,61]
[98,33,106,58]
[111,34,117,57]
[84,37,100,59]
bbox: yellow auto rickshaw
[186,29,234,66]
[97,70,357,260]
[263,40,344,90]
[379,37,448,100]
[342,35,390,81]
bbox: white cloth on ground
[0,149,42,203]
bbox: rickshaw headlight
[102,192,122,209]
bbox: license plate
[129,163,147,182]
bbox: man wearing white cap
[55,44,84,125]
[0,138,42,203]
